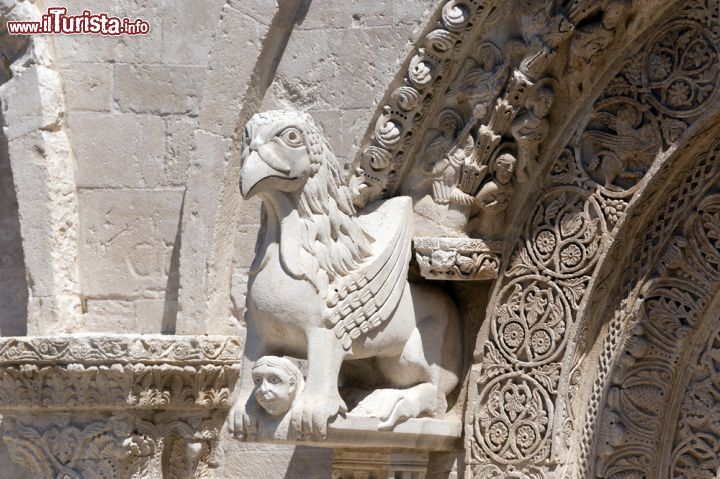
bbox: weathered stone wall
[8,1,718,478]
[0,0,437,477]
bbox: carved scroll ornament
[466,1,720,476]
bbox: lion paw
[290,391,347,441]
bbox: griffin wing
[324,197,413,350]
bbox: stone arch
[444,0,720,476]
[561,145,720,479]
[567,136,720,478]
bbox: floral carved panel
[465,1,720,477]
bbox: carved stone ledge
[0,335,244,365]
[0,335,243,479]
[303,417,459,479]
[413,237,502,281]
[254,415,462,452]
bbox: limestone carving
[252,356,305,417]
[3,414,225,479]
[569,145,720,477]
[0,335,241,478]
[0,336,242,410]
[3,416,159,479]
[466,2,720,476]
[590,159,720,478]
[447,42,510,122]
[231,110,461,441]
[566,1,630,94]
[418,110,475,207]
[396,0,574,240]
[670,326,720,478]
[510,85,554,183]
[414,237,501,281]
[355,0,509,205]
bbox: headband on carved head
[252,356,305,389]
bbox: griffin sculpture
[230,110,462,440]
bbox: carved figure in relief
[231,110,461,441]
[469,153,517,236]
[567,1,628,93]
[419,110,474,205]
[581,102,660,189]
[447,42,509,121]
[510,85,555,183]
[475,153,516,212]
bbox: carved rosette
[466,3,720,477]
[413,237,502,280]
[474,373,552,464]
[0,335,243,479]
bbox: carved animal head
[240,110,373,290]
[240,110,323,198]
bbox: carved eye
[278,127,304,147]
[268,375,281,385]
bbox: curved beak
[240,151,290,198]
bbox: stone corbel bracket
[413,237,502,281]
[0,335,243,479]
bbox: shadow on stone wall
[284,446,332,478]
[0,113,27,336]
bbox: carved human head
[616,104,642,129]
[239,110,324,198]
[477,42,502,71]
[493,153,517,184]
[528,86,555,119]
[602,1,628,30]
[438,110,462,137]
[252,356,305,417]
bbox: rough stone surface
[60,63,113,112]
[78,189,182,299]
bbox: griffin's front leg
[290,328,347,440]
[228,329,266,440]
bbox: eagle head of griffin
[240,110,324,199]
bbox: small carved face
[252,363,298,417]
[240,111,316,198]
[439,115,460,137]
[616,105,641,129]
[530,88,554,118]
[494,154,516,184]
[431,250,457,269]
[602,1,627,30]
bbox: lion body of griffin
[231,110,461,440]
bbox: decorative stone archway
[2,0,720,477]
[344,0,720,476]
